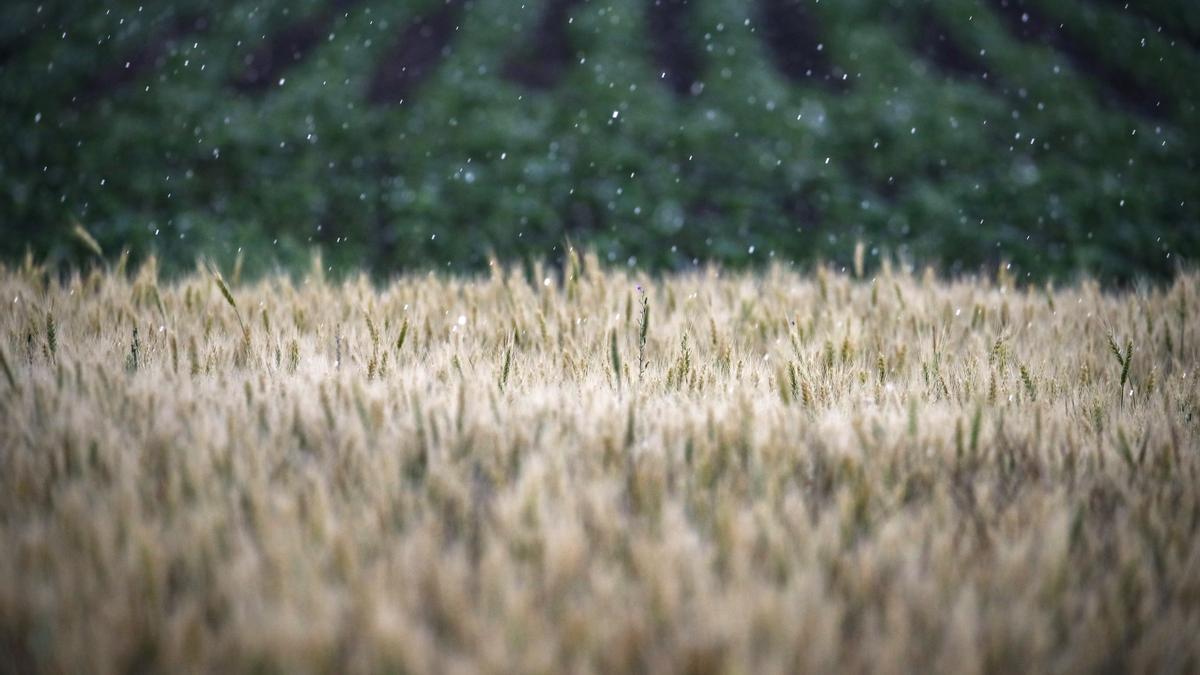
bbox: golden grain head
[0,261,1198,673]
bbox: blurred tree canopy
[1,0,1197,280]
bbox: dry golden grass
[1,251,1199,674]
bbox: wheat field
[1,251,1198,674]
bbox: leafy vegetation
[2,0,1197,280]
[2,253,1198,671]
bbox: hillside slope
[2,0,1198,279]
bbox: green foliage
[2,0,1197,281]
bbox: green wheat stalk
[964,401,978,446]
[212,268,246,333]
[45,312,57,361]
[637,292,650,380]
[610,329,623,390]
[396,318,410,354]
[1019,364,1036,402]
[498,340,513,392]
[1105,331,1133,390]
[126,325,141,373]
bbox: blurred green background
[2,0,1197,281]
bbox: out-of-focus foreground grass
[1,251,1198,673]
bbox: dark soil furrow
[367,0,463,106]
[233,0,361,93]
[73,12,210,106]
[502,0,585,90]
[757,0,847,90]
[988,0,1170,119]
[909,5,995,88]
[646,0,703,97]
[1087,0,1200,52]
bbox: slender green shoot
[610,329,622,390]
[212,269,246,333]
